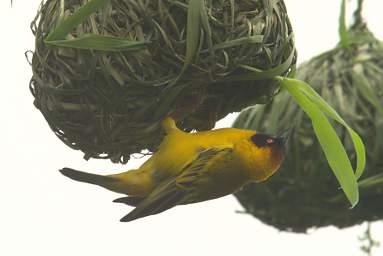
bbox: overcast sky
[1,0,382,255]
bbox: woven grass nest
[233,16,383,232]
[29,0,295,163]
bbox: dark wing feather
[177,148,233,189]
[113,196,144,207]
[119,179,185,222]
[120,147,232,222]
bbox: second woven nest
[233,24,383,232]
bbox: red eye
[266,138,274,144]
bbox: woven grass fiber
[30,0,295,163]
[233,8,383,232]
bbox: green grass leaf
[46,34,150,51]
[180,0,202,74]
[219,48,295,82]
[212,35,263,51]
[279,77,366,207]
[46,0,110,41]
[290,78,366,179]
[44,0,149,52]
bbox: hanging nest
[29,0,295,163]
[232,15,383,232]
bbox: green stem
[339,0,349,48]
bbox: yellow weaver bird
[60,117,288,222]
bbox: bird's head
[239,130,288,182]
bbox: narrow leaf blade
[46,34,149,51]
[222,48,295,82]
[287,78,366,179]
[46,0,110,41]
[281,77,361,207]
[181,0,201,73]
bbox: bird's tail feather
[59,167,117,186]
[113,196,144,207]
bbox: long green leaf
[289,78,366,179]
[46,34,150,51]
[180,0,202,74]
[46,0,110,41]
[220,48,295,82]
[280,77,364,207]
[211,35,263,51]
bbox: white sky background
[1,0,382,255]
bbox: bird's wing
[176,147,233,189]
[120,147,232,222]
